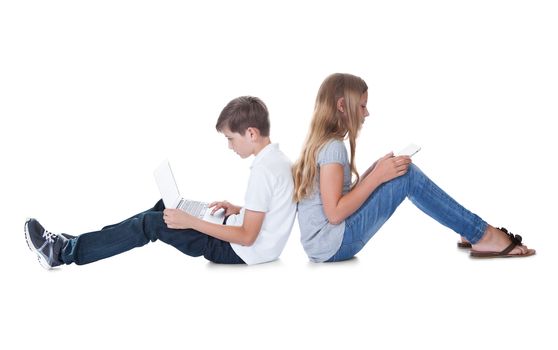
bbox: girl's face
[222,127,254,159]
[358,91,369,126]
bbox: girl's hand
[163,209,196,229]
[361,160,379,180]
[208,201,241,216]
[372,152,412,184]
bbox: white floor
[5,202,556,350]
[2,1,557,348]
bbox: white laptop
[154,160,225,224]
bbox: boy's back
[226,143,296,264]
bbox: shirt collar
[251,143,278,168]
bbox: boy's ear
[337,97,345,113]
[245,127,260,141]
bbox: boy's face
[222,127,254,159]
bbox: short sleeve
[243,166,273,213]
[317,140,348,166]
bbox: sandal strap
[498,227,523,255]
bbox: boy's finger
[211,204,224,214]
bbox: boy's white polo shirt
[225,143,296,265]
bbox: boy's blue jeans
[60,200,245,265]
[327,164,488,262]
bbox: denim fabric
[61,200,245,265]
[326,164,487,262]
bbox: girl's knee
[407,163,420,175]
[404,163,424,184]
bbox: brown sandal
[457,241,472,249]
[470,227,536,258]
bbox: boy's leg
[203,236,245,264]
[62,210,208,265]
[61,209,244,265]
[328,164,487,261]
[100,200,165,230]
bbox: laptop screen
[154,160,181,209]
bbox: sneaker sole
[24,219,53,270]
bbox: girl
[292,73,535,262]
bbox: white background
[1,1,557,349]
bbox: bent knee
[141,212,166,242]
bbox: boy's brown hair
[216,96,270,136]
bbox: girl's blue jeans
[60,200,245,265]
[327,164,487,262]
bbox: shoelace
[38,230,59,267]
[42,230,57,243]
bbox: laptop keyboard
[179,200,207,218]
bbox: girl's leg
[328,164,487,261]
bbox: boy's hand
[163,209,196,229]
[209,201,241,216]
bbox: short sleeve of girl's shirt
[317,140,348,166]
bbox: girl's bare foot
[458,236,472,248]
[471,225,535,257]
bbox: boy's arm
[163,208,264,246]
[209,201,242,216]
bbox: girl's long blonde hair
[292,73,368,202]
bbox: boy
[25,96,297,268]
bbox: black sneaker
[24,218,67,269]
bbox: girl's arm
[360,160,378,181]
[164,208,265,246]
[320,153,412,225]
